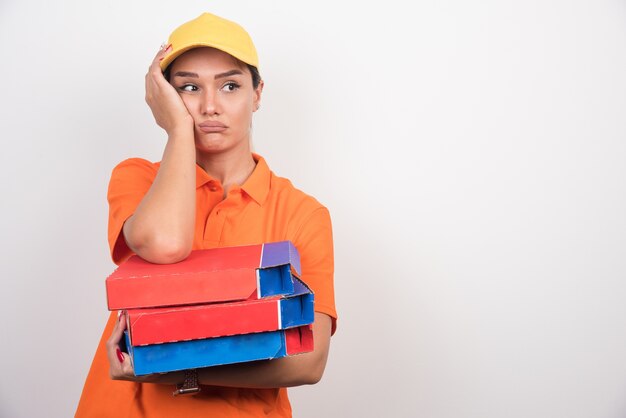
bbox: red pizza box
[106,242,300,310]
[126,277,314,346]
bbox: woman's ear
[253,80,264,112]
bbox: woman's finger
[106,312,125,364]
[146,43,172,98]
[106,310,126,347]
[151,43,172,69]
[117,349,135,378]
[146,44,171,88]
[106,311,136,380]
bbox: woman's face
[169,47,262,155]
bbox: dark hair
[247,64,261,89]
[164,60,262,89]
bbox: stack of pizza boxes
[105,241,314,375]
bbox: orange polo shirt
[75,154,336,418]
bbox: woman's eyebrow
[172,71,198,78]
[215,69,243,79]
[172,69,243,79]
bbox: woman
[76,12,337,417]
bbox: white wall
[1,1,625,417]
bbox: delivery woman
[76,12,337,417]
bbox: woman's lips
[198,121,227,133]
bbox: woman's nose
[201,90,220,115]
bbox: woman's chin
[194,134,249,156]
[194,137,230,153]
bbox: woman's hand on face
[106,311,153,382]
[145,45,194,136]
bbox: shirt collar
[195,164,212,189]
[241,153,271,206]
[194,153,271,206]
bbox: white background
[1,1,625,417]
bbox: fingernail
[118,311,125,322]
[116,348,125,363]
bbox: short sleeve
[292,207,337,335]
[107,158,158,265]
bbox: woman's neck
[196,148,257,196]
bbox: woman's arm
[196,313,332,387]
[107,312,333,388]
[122,45,196,264]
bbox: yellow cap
[160,12,259,71]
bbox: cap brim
[159,43,258,72]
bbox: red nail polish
[116,348,125,363]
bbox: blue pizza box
[123,325,314,375]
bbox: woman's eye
[222,82,240,92]
[179,84,198,92]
